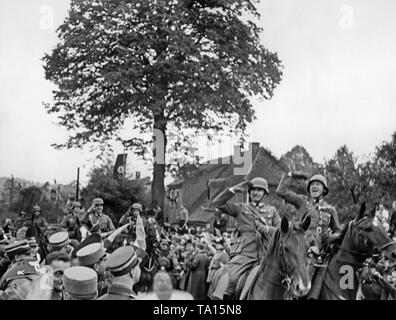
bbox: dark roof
[246,147,289,185]
[167,145,288,223]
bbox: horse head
[347,202,395,258]
[277,215,312,297]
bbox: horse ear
[355,202,366,221]
[300,215,311,231]
[367,206,376,219]
[281,217,289,234]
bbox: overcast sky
[0,0,395,186]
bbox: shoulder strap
[302,202,320,221]
[247,205,268,225]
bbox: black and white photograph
[0,0,396,304]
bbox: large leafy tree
[281,145,318,173]
[43,0,283,209]
[324,144,394,222]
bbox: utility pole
[122,154,127,187]
[9,175,14,209]
[55,182,60,224]
[76,167,80,201]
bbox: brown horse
[310,202,396,300]
[236,216,312,300]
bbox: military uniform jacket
[98,284,137,300]
[87,213,115,234]
[31,216,48,240]
[212,189,281,259]
[276,174,341,247]
[15,216,30,230]
[61,213,80,230]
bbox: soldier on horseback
[82,198,115,238]
[276,172,341,251]
[210,177,281,300]
[276,172,341,297]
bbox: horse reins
[264,235,294,294]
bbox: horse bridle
[279,241,294,293]
[337,219,396,259]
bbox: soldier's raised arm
[211,180,250,217]
[119,208,131,226]
[60,215,68,229]
[276,172,307,212]
[103,223,129,250]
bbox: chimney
[251,142,260,157]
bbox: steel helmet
[72,201,81,208]
[249,177,269,194]
[307,174,329,196]
[131,203,143,212]
[33,205,41,212]
[92,198,104,206]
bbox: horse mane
[259,221,302,270]
[258,228,281,272]
[267,228,282,256]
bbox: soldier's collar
[250,201,264,208]
[311,198,324,205]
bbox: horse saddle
[238,264,261,300]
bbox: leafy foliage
[281,145,318,173]
[80,159,151,224]
[43,0,283,208]
[12,186,62,223]
[323,133,396,222]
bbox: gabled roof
[168,144,288,224]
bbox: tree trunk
[151,114,167,214]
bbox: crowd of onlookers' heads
[0,204,233,300]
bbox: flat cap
[106,246,138,277]
[5,240,31,258]
[63,266,98,299]
[0,258,39,290]
[77,242,106,266]
[49,231,70,250]
[33,205,41,211]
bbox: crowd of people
[0,194,232,300]
[0,171,395,300]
